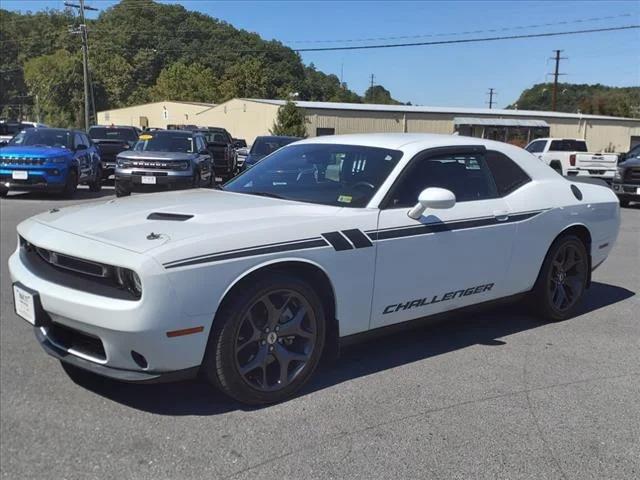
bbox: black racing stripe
[165,238,329,269]
[163,236,324,267]
[321,232,353,251]
[341,229,373,248]
[372,210,544,241]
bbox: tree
[148,62,217,102]
[23,50,84,127]
[218,57,272,101]
[270,100,308,137]
[363,85,401,105]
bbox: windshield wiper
[249,191,286,199]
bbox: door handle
[494,211,510,222]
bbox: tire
[531,234,589,321]
[192,169,201,188]
[0,189,8,198]
[203,272,326,405]
[88,166,102,192]
[115,180,131,197]
[619,199,630,208]
[61,169,78,198]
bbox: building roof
[244,98,639,122]
[454,117,549,127]
[98,100,215,114]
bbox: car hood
[0,146,71,157]
[29,189,342,254]
[620,157,640,168]
[117,150,196,161]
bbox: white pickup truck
[524,138,618,183]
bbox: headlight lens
[50,156,69,164]
[615,167,624,180]
[116,158,130,168]
[115,267,142,298]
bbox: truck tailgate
[576,153,618,169]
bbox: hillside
[0,0,400,127]
[508,83,640,118]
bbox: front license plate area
[13,283,45,326]
[141,175,156,185]
[12,170,28,180]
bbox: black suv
[612,144,640,207]
[88,125,140,180]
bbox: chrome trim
[34,245,110,278]
[40,326,108,365]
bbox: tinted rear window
[89,128,138,142]
[549,140,587,152]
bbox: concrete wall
[196,99,280,143]
[97,101,213,129]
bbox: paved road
[1,189,638,480]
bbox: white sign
[12,171,28,180]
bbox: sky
[2,0,639,107]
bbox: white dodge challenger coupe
[10,134,620,404]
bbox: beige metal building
[99,98,640,152]
[96,101,214,130]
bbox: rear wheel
[203,272,326,405]
[61,169,78,198]
[115,180,131,197]
[531,234,588,321]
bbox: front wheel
[115,180,131,197]
[88,166,102,192]
[61,169,78,198]
[203,272,326,405]
[619,199,630,208]
[531,234,589,321]
[192,169,201,188]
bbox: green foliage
[23,50,84,127]
[1,0,405,124]
[149,62,218,102]
[508,83,640,118]
[363,85,402,105]
[270,100,308,137]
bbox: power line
[283,13,635,44]
[291,25,640,52]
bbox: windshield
[89,127,138,143]
[134,132,194,153]
[224,143,403,207]
[250,137,299,156]
[8,129,72,149]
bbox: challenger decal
[383,283,494,314]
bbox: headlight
[50,156,69,164]
[115,267,142,298]
[615,167,624,180]
[116,158,130,168]
[174,161,190,170]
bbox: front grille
[34,245,108,277]
[48,322,106,361]
[0,157,48,166]
[624,167,640,185]
[120,160,189,170]
[132,171,168,176]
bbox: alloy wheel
[548,242,587,312]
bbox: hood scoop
[147,212,194,221]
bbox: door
[370,147,518,329]
[73,132,91,180]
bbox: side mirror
[75,144,88,151]
[407,187,456,219]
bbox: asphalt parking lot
[1,188,638,480]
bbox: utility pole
[549,49,567,112]
[369,73,375,90]
[486,88,496,109]
[65,0,98,130]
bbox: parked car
[242,135,300,171]
[114,129,212,197]
[235,146,249,170]
[0,128,101,197]
[0,121,48,143]
[194,127,237,182]
[524,138,618,183]
[88,125,140,180]
[612,143,640,207]
[9,134,620,404]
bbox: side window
[388,151,498,208]
[81,133,90,146]
[526,141,545,153]
[485,151,531,196]
[73,133,84,149]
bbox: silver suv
[115,130,213,197]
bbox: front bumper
[8,223,212,378]
[0,167,67,191]
[611,182,640,201]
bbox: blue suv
[0,128,102,198]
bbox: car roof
[90,125,138,129]
[256,135,301,141]
[145,129,199,136]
